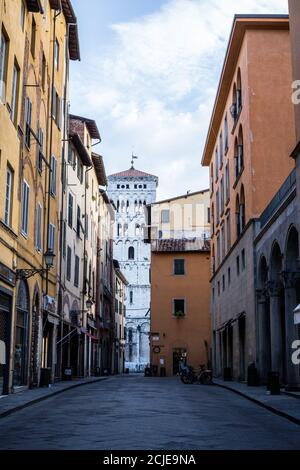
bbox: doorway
[0,292,11,395]
[173,348,187,375]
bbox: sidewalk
[214,378,300,425]
[0,377,108,419]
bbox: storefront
[0,289,12,396]
[14,280,29,388]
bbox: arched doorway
[14,280,30,387]
[269,242,286,383]
[284,226,300,388]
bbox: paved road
[0,376,300,450]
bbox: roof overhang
[70,133,92,167]
[49,1,80,61]
[26,0,43,13]
[69,114,101,141]
[201,15,289,167]
[92,153,107,186]
[68,23,80,61]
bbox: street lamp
[294,304,300,325]
[16,250,56,280]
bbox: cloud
[70,0,288,200]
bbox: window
[235,195,241,239]
[76,205,81,237]
[221,225,225,261]
[220,177,224,214]
[11,62,19,124]
[207,207,211,224]
[215,148,219,181]
[50,156,57,196]
[5,167,13,226]
[236,256,240,276]
[74,255,80,287]
[211,204,215,236]
[226,212,231,252]
[77,160,83,183]
[161,210,170,224]
[0,29,8,102]
[173,299,185,317]
[222,275,225,292]
[218,281,220,296]
[216,189,220,225]
[42,53,46,91]
[21,180,30,236]
[66,246,72,281]
[85,214,89,239]
[31,16,36,58]
[117,223,122,237]
[54,38,59,70]
[35,203,42,252]
[174,259,185,275]
[241,249,246,270]
[68,144,73,164]
[48,223,55,252]
[68,193,73,228]
[236,69,242,114]
[210,163,214,192]
[225,162,230,202]
[130,291,133,304]
[128,247,135,260]
[20,1,25,31]
[25,98,32,148]
[228,267,231,287]
[37,128,43,174]
[217,233,220,267]
[219,132,223,168]
[240,185,245,232]
[224,114,228,152]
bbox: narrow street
[0,376,299,450]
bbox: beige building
[0,0,80,395]
[148,191,211,377]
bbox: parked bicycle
[179,363,213,385]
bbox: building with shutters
[107,165,158,372]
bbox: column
[256,290,269,383]
[268,282,283,375]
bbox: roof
[26,0,43,12]
[201,14,289,166]
[70,133,92,167]
[69,114,101,140]
[151,189,209,206]
[49,0,80,61]
[108,166,158,180]
[113,260,129,286]
[92,153,107,186]
[152,238,210,253]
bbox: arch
[285,225,299,273]
[270,241,283,282]
[15,280,30,386]
[128,246,135,260]
[135,224,140,236]
[258,255,268,289]
[236,68,242,112]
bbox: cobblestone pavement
[0,376,300,450]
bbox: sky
[70,0,288,200]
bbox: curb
[0,377,108,419]
[215,382,300,426]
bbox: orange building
[201,15,296,382]
[149,191,211,377]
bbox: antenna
[131,153,138,168]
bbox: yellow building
[0,0,80,395]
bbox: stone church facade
[107,166,158,371]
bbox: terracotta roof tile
[152,238,210,253]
